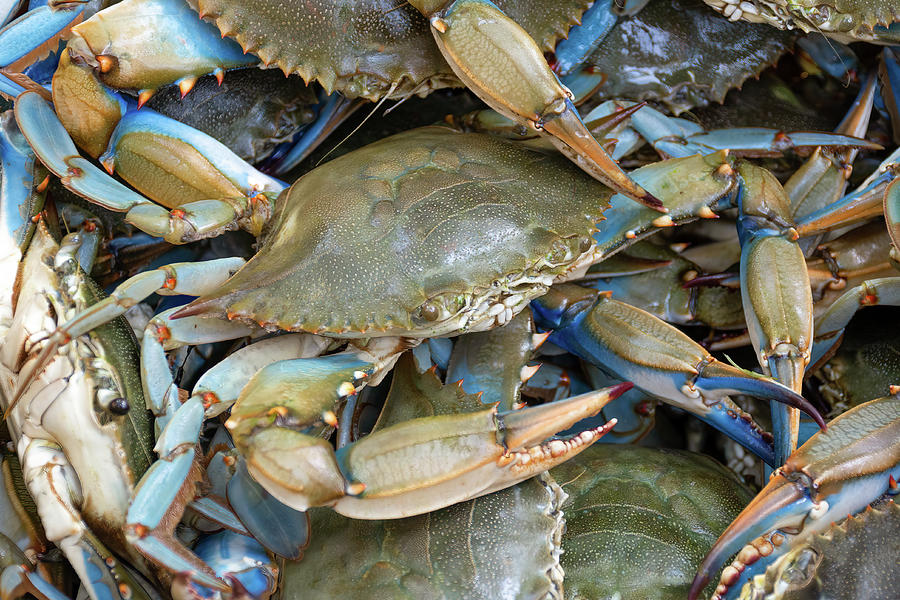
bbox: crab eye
[807,5,830,25]
[108,398,130,415]
[420,301,441,322]
[579,236,593,254]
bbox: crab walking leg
[809,277,900,369]
[127,353,380,587]
[735,162,813,466]
[190,334,331,418]
[416,0,664,211]
[18,439,149,600]
[125,396,228,592]
[530,284,825,468]
[10,257,244,411]
[794,147,900,238]
[141,307,258,434]
[689,392,900,600]
[14,92,285,243]
[0,2,84,68]
[786,72,877,223]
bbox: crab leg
[786,72,877,222]
[17,439,151,600]
[734,162,814,465]
[9,257,245,413]
[415,0,664,211]
[15,91,285,243]
[689,392,900,600]
[809,277,900,369]
[225,348,629,517]
[126,396,227,592]
[530,283,824,467]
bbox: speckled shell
[279,474,567,600]
[741,500,900,599]
[582,0,795,114]
[184,126,609,336]
[707,0,900,42]
[186,0,590,100]
[147,69,317,164]
[551,445,754,600]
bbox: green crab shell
[182,126,609,337]
[186,0,590,100]
[553,445,755,600]
[703,0,899,42]
[583,0,795,114]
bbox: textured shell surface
[186,0,590,100]
[183,126,609,336]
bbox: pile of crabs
[0,0,898,598]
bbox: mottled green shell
[186,0,590,100]
[551,445,754,600]
[740,501,900,599]
[813,308,900,419]
[583,0,795,114]
[148,69,317,164]
[279,474,566,600]
[707,0,900,42]
[187,126,608,335]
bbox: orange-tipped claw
[689,473,808,600]
[425,0,664,212]
[540,100,666,212]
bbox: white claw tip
[520,364,541,383]
[346,482,366,496]
[322,410,338,427]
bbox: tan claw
[239,382,630,519]
[420,0,664,211]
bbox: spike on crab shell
[531,332,551,349]
[178,76,198,98]
[137,89,154,109]
[520,364,541,383]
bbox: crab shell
[703,0,899,43]
[178,126,608,338]
[185,0,591,100]
[581,0,795,114]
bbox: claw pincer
[690,391,900,600]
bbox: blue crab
[700,0,900,43]
[690,390,900,599]
[0,0,664,212]
[6,118,827,591]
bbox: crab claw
[419,0,664,211]
[689,392,900,600]
[233,358,628,519]
[531,284,824,467]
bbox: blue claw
[553,0,617,77]
[690,393,900,600]
[226,457,310,560]
[0,3,83,66]
[531,285,823,466]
